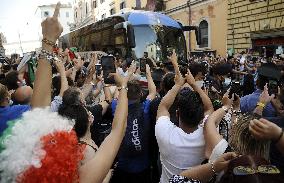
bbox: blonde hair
[0,83,9,105]
[229,113,270,160]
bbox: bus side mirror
[126,24,136,48]
[114,22,136,48]
[182,26,201,46]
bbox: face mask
[196,80,204,88]
[223,78,231,87]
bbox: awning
[252,37,284,46]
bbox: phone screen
[95,64,102,76]
[101,56,116,84]
[140,58,147,73]
[268,80,278,96]
[229,81,241,100]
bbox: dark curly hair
[177,87,204,127]
[161,72,175,94]
[188,63,206,77]
[127,80,142,101]
[62,87,81,106]
[3,71,19,90]
[58,104,89,138]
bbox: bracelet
[42,38,56,47]
[257,102,266,108]
[274,129,284,144]
[210,162,217,175]
[38,49,58,65]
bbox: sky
[0,0,72,43]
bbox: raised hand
[74,58,84,71]
[232,94,240,110]
[259,83,275,105]
[146,64,151,75]
[54,60,65,74]
[185,69,196,86]
[167,49,178,67]
[41,2,63,47]
[249,118,282,141]
[174,73,185,87]
[222,89,233,108]
[128,61,136,75]
[213,152,237,172]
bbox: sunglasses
[233,165,280,175]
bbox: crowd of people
[0,3,284,183]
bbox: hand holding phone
[140,58,147,73]
[95,64,102,76]
[101,56,116,84]
[229,81,241,100]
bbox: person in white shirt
[155,50,214,183]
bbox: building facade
[227,0,284,57]
[38,3,74,36]
[164,0,227,56]
[73,0,150,29]
[0,33,6,56]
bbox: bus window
[115,35,125,45]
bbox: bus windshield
[132,25,187,62]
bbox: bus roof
[116,10,182,29]
[63,10,182,36]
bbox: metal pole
[187,0,191,53]
[18,31,24,55]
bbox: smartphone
[268,80,278,96]
[140,58,147,73]
[229,81,241,100]
[101,56,116,84]
[95,64,102,76]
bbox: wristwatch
[118,86,128,91]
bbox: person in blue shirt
[241,63,281,117]
[111,64,156,183]
[0,84,31,135]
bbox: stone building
[164,0,228,56]
[73,0,149,29]
[0,33,6,56]
[38,3,74,36]
[227,0,284,56]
